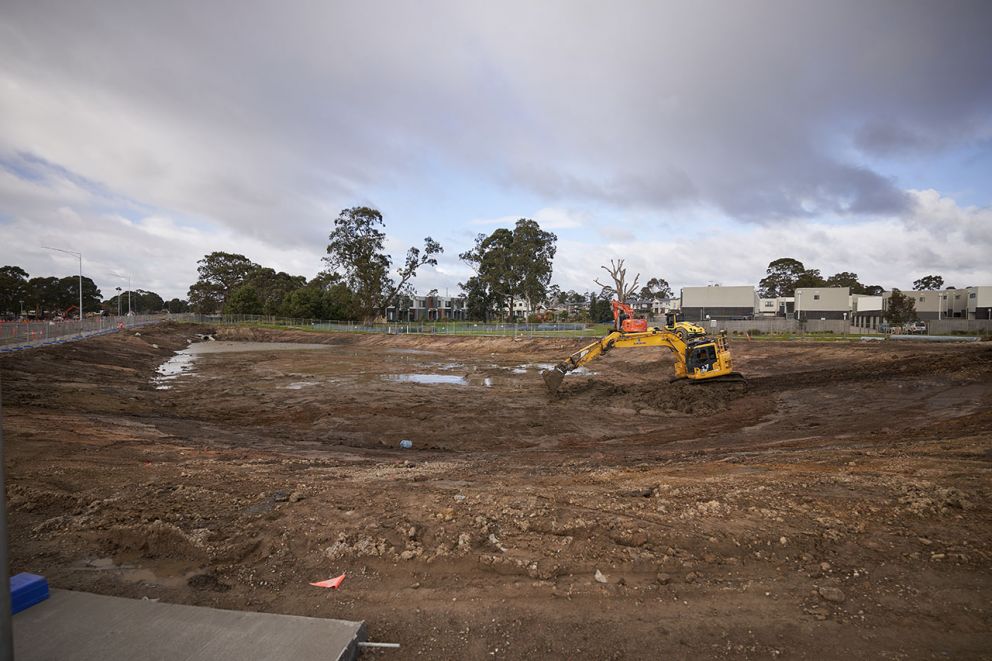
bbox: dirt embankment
[2,324,991,659]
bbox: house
[680,285,757,320]
[794,287,850,320]
[757,296,794,317]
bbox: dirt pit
[2,323,991,658]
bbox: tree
[187,252,260,313]
[794,268,826,289]
[825,271,866,294]
[885,289,917,325]
[460,219,557,321]
[588,293,612,323]
[323,206,441,321]
[758,258,806,297]
[594,258,640,304]
[225,284,263,314]
[913,275,944,291]
[0,265,30,314]
[863,285,885,296]
[638,277,672,301]
[242,268,306,315]
[460,275,499,321]
[105,289,165,314]
[58,276,102,314]
[165,298,190,313]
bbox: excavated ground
[2,323,991,659]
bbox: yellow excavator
[542,301,745,396]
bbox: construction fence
[0,315,163,352]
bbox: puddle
[385,348,439,355]
[385,374,469,385]
[153,352,197,389]
[185,341,333,354]
[511,363,594,376]
[282,381,320,390]
[152,341,334,389]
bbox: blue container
[10,572,49,614]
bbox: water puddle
[152,341,333,390]
[282,381,320,390]
[385,348,439,355]
[512,363,594,376]
[153,352,196,389]
[186,341,333,354]
[385,374,469,385]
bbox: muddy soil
[2,323,991,659]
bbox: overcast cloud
[1,0,990,299]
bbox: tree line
[0,265,188,318]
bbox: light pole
[128,274,132,316]
[115,287,122,317]
[44,246,83,326]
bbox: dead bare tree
[594,259,640,303]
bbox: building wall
[968,287,992,319]
[681,286,756,319]
[795,287,850,319]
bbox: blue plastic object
[10,572,49,614]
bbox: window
[971,293,977,299]
[919,296,925,302]
[813,294,820,300]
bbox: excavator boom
[542,327,743,396]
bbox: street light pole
[115,287,122,317]
[44,246,83,329]
[128,274,132,316]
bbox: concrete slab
[13,589,366,661]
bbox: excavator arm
[542,327,742,396]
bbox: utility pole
[44,246,83,328]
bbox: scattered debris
[310,573,346,589]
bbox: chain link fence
[172,313,597,337]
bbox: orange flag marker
[310,573,346,589]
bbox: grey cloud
[1,0,990,249]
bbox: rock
[273,491,289,502]
[288,491,304,503]
[685,571,699,583]
[779,537,788,545]
[818,586,845,603]
[656,572,672,585]
[454,494,466,502]
[820,562,831,572]
[151,343,159,349]
[594,569,608,584]
[410,582,421,589]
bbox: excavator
[542,300,745,396]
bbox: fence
[0,315,162,351]
[171,314,594,337]
[925,319,992,336]
[708,318,852,335]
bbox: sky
[1,0,991,300]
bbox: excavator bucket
[542,366,567,396]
